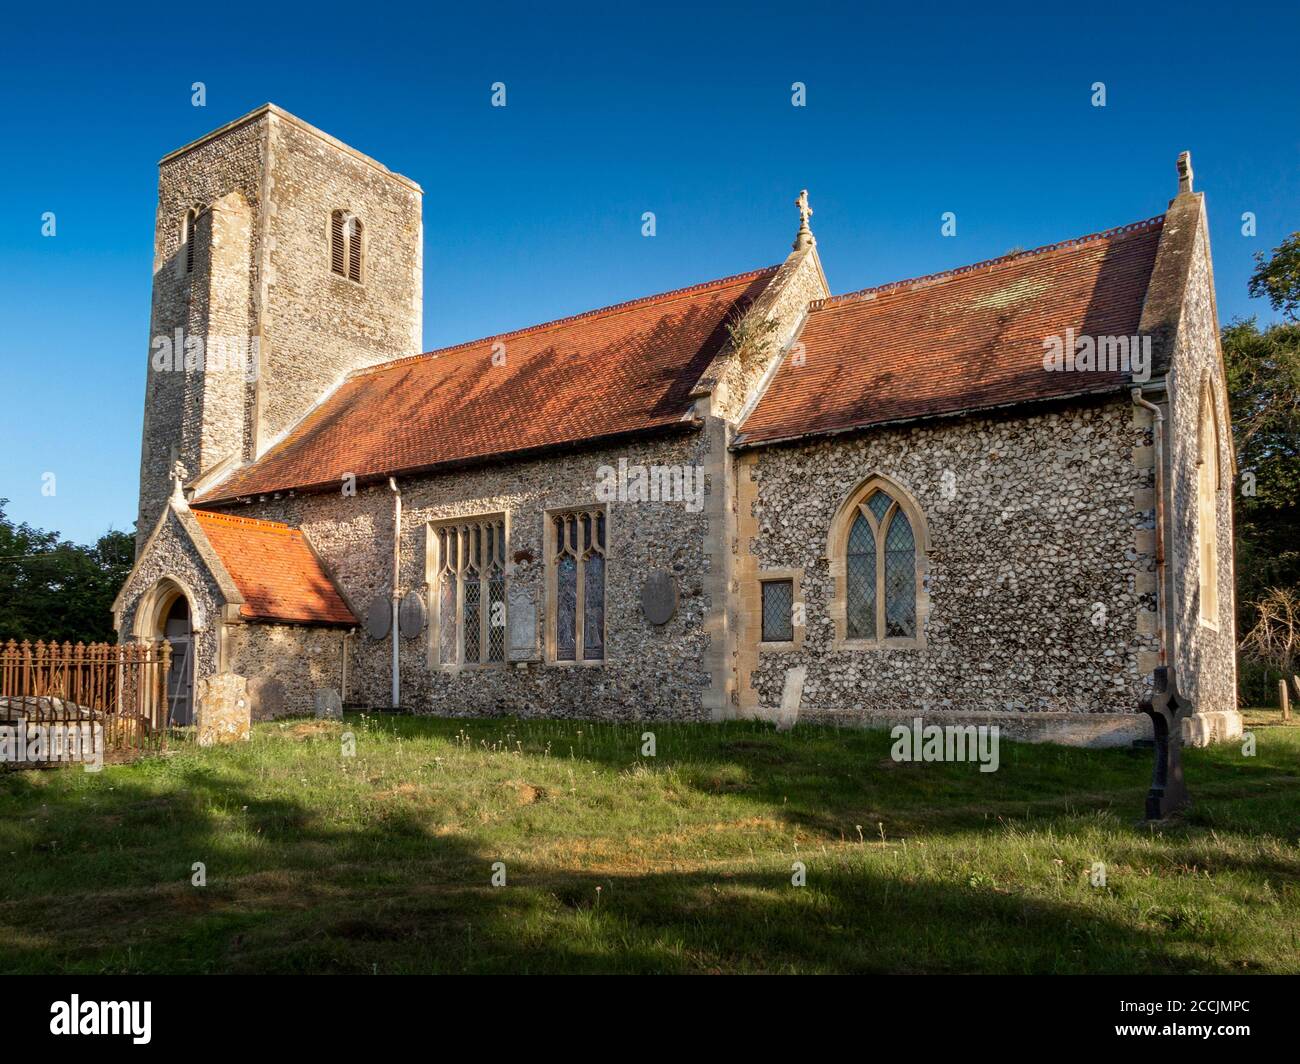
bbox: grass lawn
[1,714,1297,974]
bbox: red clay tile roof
[192,510,357,626]
[200,267,777,502]
[735,217,1165,447]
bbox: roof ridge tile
[813,215,1165,311]
[348,264,780,379]
[193,509,297,534]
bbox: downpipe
[1132,387,1188,819]
[1131,387,1167,666]
[389,477,401,710]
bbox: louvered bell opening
[348,218,363,282]
[185,211,197,274]
[330,212,346,276]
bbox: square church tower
[136,104,423,551]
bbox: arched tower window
[1197,382,1221,627]
[182,207,200,274]
[830,475,929,648]
[330,209,363,283]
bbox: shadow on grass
[0,748,1277,974]
[345,713,1300,845]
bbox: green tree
[1224,234,1300,703]
[0,500,135,645]
[1248,231,1300,322]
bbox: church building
[113,104,1241,747]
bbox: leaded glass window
[846,513,876,639]
[551,508,607,662]
[435,516,507,665]
[761,580,794,642]
[843,488,918,642]
[884,510,915,637]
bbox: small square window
[761,579,794,642]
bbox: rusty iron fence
[0,640,174,756]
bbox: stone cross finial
[170,460,188,503]
[1176,151,1194,194]
[793,189,815,250]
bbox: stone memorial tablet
[641,570,677,626]
[399,591,426,638]
[365,595,391,640]
[508,585,538,660]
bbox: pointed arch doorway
[162,595,195,726]
[133,577,200,728]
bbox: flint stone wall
[226,623,349,719]
[740,395,1160,723]
[139,117,266,550]
[212,430,715,720]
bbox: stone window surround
[543,503,609,667]
[327,207,366,287]
[425,511,510,673]
[1196,375,1223,632]
[755,568,805,653]
[827,472,931,651]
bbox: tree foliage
[1248,231,1300,322]
[1225,234,1300,702]
[0,499,134,645]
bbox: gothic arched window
[548,507,607,662]
[831,476,929,648]
[433,515,507,666]
[1197,383,1221,627]
[330,209,364,283]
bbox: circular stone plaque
[365,595,392,640]
[399,591,427,638]
[640,570,678,626]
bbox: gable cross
[795,189,812,226]
[170,460,188,503]
[793,189,815,249]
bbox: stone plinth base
[196,672,252,747]
[1182,709,1243,748]
[741,707,1156,748]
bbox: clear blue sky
[2,1,1296,545]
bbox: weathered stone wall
[737,395,1160,734]
[1165,212,1238,729]
[259,114,422,449]
[138,116,267,551]
[226,623,349,719]
[207,429,716,720]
